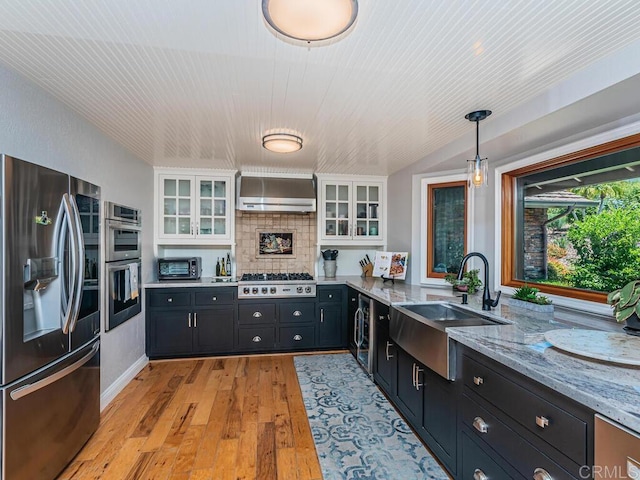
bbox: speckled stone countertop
[145,277,238,288]
[322,276,640,434]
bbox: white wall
[0,64,154,397]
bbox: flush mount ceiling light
[262,133,303,153]
[262,0,358,45]
[465,109,492,188]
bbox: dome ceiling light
[262,0,358,45]
[465,109,492,188]
[262,133,303,154]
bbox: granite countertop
[331,275,640,434]
[145,277,238,288]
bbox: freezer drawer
[2,340,100,480]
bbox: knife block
[361,263,373,277]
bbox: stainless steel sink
[390,302,507,380]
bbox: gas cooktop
[238,272,316,298]
[240,272,314,282]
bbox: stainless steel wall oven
[104,202,142,331]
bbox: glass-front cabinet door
[323,182,352,238]
[320,178,385,243]
[157,173,232,243]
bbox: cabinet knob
[328,294,333,298]
[167,298,173,303]
[293,310,302,316]
[252,336,262,343]
[473,376,484,386]
[473,416,489,434]
[473,469,489,480]
[212,296,217,301]
[535,416,549,429]
[252,311,263,318]
[293,334,303,341]
[533,468,553,480]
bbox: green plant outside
[511,284,552,305]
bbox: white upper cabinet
[318,175,386,245]
[155,168,235,245]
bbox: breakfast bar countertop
[325,275,640,434]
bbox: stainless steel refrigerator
[0,155,101,480]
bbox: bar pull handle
[535,416,549,429]
[194,312,197,328]
[473,469,488,480]
[412,363,416,387]
[293,310,302,316]
[473,416,489,434]
[533,468,553,480]
[320,308,324,323]
[196,222,199,235]
[473,376,484,386]
[252,335,262,343]
[188,312,192,327]
[191,221,194,235]
[293,335,303,341]
[385,341,394,360]
[415,365,424,390]
[252,311,262,318]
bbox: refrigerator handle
[66,194,85,333]
[56,195,77,334]
[9,341,100,401]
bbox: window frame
[420,174,473,285]
[500,131,640,304]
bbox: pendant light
[262,0,358,45]
[465,110,492,188]
[262,133,303,153]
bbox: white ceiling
[1,1,640,176]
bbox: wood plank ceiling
[0,1,639,175]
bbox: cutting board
[544,329,640,366]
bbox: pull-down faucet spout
[456,252,501,311]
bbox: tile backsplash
[235,211,316,274]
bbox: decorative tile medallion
[294,353,450,480]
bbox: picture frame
[256,230,296,257]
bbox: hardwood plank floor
[58,354,325,480]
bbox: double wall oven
[105,202,142,331]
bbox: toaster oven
[157,257,202,280]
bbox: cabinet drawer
[194,288,235,306]
[238,303,276,324]
[462,354,587,463]
[279,326,315,349]
[148,291,190,308]
[461,393,580,480]
[461,430,525,480]
[280,303,315,323]
[237,327,276,351]
[317,287,342,303]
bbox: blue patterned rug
[294,353,450,480]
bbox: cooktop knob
[270,287,277,294]
[305,286,312,293]
[243,287,250,294]
[252,287,258,294]
[261,287,268,294]
[297,286,303,293]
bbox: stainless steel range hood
[237,175,316,213]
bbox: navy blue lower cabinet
[395,348,424,427]
[373,313,396,397]
[192,306,235,353]
[316,285,347,349]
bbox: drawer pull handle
[385,341,394,360]
[473,416,489,434]
[188,312,192,328]
[194,312,197,328]
[415,365,423,390]
[167,298,173,303]
[535,416,549,429]
[212,296,217,301]
[533,467,553,480]
[473,469,488,480]
[293,334,303,341]
[293,310,302,316]
[473,376,484,386]
[252,335,262,343]
[252,311,263,318]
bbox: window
[502,133,640,302]
[426,181,467,277]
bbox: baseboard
[100,355,149,411]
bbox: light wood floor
[58,354,326,480]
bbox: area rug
[294,353,450,480]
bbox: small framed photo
[256,230,296,257]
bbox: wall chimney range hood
[237,174,317,213]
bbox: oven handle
[106,219,142,231]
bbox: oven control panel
[238,283,316,299]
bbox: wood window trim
[426,180,468,278]
[501,132,640,303]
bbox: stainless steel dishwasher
[594,415,640,479]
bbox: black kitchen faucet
[457,252,501,311]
